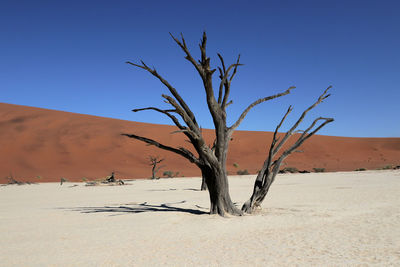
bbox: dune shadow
[64,201,208,216]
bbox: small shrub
[354,168,366,171]
[376,165,392,170]
[282,167,298,173]
[233,163,239,168]
[313,168,325,173]
[237,169,249,175]
[163,171,179,178]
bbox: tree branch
[131,106,207,168]
[126,60,198,126]
[217,54,226,104]
[263,106,292,181]
[284,117,334,156]
[169,32,204,77]
[199,32,209,67]
[122,133,200,165]
[162,94,201,137]
[229,86,295,132]
[222,55,241,109]
[272,86,332,157]
[132,107,185,130]
[266,90,334,175]
[149,156,164,165]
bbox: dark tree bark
[200,173,207,191]
[122,32,332,216]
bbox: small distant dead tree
[106,171,116,183]
[123,32,333,216]
[149,156,165,179]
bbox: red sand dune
[1,103,399,183]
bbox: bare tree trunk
[242,171,274,213]
[201,166,242,216]
[149,156,164,179]
[151,165,157,179]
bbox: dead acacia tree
[123,32,333,216]
[149,156,165,179]
[242,88,333,213]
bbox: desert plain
[1,170,400,266]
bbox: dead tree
[122,32,333,216]
[242,88,333,213]
[149,156,165,179]
[106,171,116,183]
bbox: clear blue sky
[1,0,399,137]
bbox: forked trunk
[201,166,242,216]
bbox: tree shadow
[63,201,208,216]
[183,188,202,191]
[147,188,177,192]
[147,188,202,192]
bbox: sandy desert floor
[1,170,399,266]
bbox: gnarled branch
[161,94,201,137]
[132,107,184,130]
[221,55,241,110]
[272,86,332,157]
[229,86,295,133]
[122,133,201,165]
[126,60,198,126]
[217,54,242,109]
[169,32,204,77]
